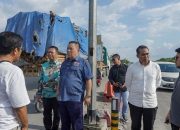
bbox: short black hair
[48,46,59,53]
[112,54,120,60]
[136,45,149,55]
[0,31,23,55]
[69,41,80,49]
[175,48,180,53]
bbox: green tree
[156,57,175,63]
[121,58,131,65]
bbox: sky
[0,0,180,62]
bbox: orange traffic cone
[104,81,114,102]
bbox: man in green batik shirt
[38,46,61,130]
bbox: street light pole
[88,0,97,124]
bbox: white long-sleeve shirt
[125,61,161,108]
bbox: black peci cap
[175,48,180,53]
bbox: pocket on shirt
[70,66,81,77]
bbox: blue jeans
[114,91,129,119]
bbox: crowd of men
[0,31,180,130]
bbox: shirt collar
[49,60,58,65]
[114,63,122,67]
[138,60,151,66]
[68,56,80,62]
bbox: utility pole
[88,0,97,124]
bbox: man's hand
[84,96,91,106]
[113,82,119,87]
[165,111,170,124]
[15,106,28,130]
[85,79,92,106]
[120,84,126,88]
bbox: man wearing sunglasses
[165,48,180,130]
[108,54,129,122]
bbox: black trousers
[59,101,83,130]
[171,123,180,130]
[43,97,60,130]
[129,103,157,130]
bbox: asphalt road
[154,89,172,130]
[26,76,172,130]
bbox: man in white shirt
[125,45,161,130]
[0,32,30,130]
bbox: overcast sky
[0,0,180,61]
